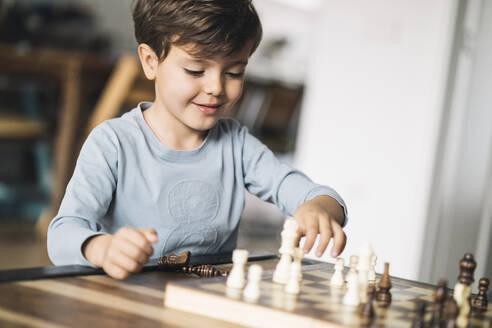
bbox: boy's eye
[184,68,204,76]
[226,71,245,78]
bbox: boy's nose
[203,74,224,97]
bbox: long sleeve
[47,124,118,265]
[240,126,347,225]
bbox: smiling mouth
[193,102,223,115]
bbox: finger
[112,249,144,273]
[118,227,154,256]
[103,261,131,280]
[315,216,333,257]
[330,222,347,257]
[140,228,158,243]
[112,237,150,265]
[302,222,318,254]
[293,221,305,247]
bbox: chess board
[164,262,492,328]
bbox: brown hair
[132,0,262,61]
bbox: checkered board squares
[164,262,492,328]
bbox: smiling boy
[47,0,348,280]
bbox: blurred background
[0,0,490,295]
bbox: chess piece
[453,253,476,328]
[292,247,304,282]
[181,265,229,277]
[357,243,373,303]
[226,249,248,289]
[472,278,489,313]
[412,300,427,328]
[361,284,376,320]
[273,219,298,284]
[285,261,301,294]
[430,280,447,327]
[343,268,360,306]
[443,297,459,328]
[376,262,392,307]
[243,264,263,302]
[331,257,345,287]
[368,254,377,284]
[345,255,359,283]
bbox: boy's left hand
[293,195,346,258]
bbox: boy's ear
[138,44,159,80]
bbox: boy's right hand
[83,227,158,280]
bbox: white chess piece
[343,270,360,306]
[345,255,358,283]
[273,219,298,284]
[285,261,301,294]
[330,257,345,287]
[357,242,373,303]
[454,282,471,327]
[243,264,263,302]
[368,254,377,284]
[226,249,248,289]
[292,247,304,282]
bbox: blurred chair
[36,53,154,241]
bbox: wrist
[82,234,112,267]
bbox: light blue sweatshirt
[47,102,347,266]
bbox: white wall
[295,0,459,280]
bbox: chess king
[46,0,348,280]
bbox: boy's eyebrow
[186,58,248,66]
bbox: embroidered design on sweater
[167,180,219,224]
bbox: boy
[47,0,348,280]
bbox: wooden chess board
[164,262,492,327]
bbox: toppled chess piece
[376,262,392,307]
[181,265,229,278]
[472,278,489,313]
[157,251,190,270]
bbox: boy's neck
[143,103,208,151]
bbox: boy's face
[144,43,250,133]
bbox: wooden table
[0,258,279,328]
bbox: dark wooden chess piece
[376,262,392,307]
[443,297,458,328]
[472,277,489,312]
[430,280,447,327]
[361,284,376,327]
[412,300,427,328]
[157,251,190,270]
[457,253,476,285]
[181,265,229,278]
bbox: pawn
[226,249,248,289]
[472,278,489,312]
[343,269,360,306]
[376,262,392,307]
[285,261,301,294]
[345,255,359,283]
[412,300,427,328]
[243,264,263,302]
[430,280,447,327]
[331,257,345,287]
